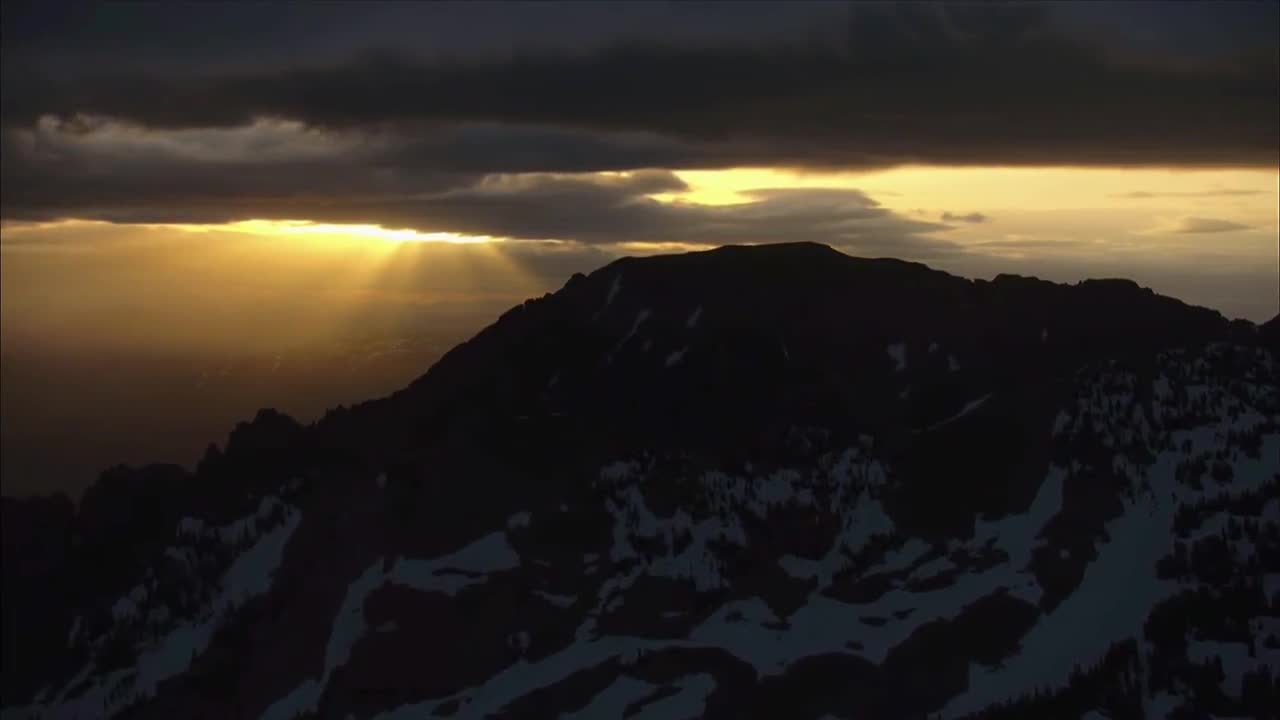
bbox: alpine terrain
[3,242,1279,720]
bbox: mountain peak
[4,244,1277,720]
[1260,312,1280,349]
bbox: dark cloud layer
[6,167,954,258]
[0,119,481,224]
[1,1,1277,240]
[3,2,1276,167]
[398,180,953,254]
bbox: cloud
[0,116,752,223]
[0,120,958,256]
[302,178,957,258]
[965,237,1071,250]
[1,3,1275,171]
[1139,216,1255,235]
[1111,189,1265,199]
[1167,217,1253,233]
[1,1,1276,264]
[0,118,480,224]
[941,212,989,224]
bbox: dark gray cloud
[0,111,958,255]
[0,1,856,69]
[1,1,1276,246]
[1,2,1275,172]
[0,133,958,256]
[941,212,989,224]
[1168,217,1253,234]
[399,181,953,255]
[0,119,482,224]
[7,2,1274,72]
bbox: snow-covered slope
[3,243,1276,720]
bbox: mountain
[1261,313,1280,350]
[3,242,1277,720]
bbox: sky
[0,1,1277,494]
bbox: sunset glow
[654,166,1278,216]
[201,220,500,245]
[3,0,1277,507]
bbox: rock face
[3,242,1277,720]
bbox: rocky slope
[3,242,1278,719]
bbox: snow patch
[865,538,932,576]
[507,511,531,530]
[917,393,993,433]
[886,343,907,372]
[112,593,140,621]
[975,464,1066,571]
[372,636,697,720]
[1051,410,1071,437]
[630,673,716,719]
[219,496,283,544]
[940,422,1269,718]
[390,533,521,593]
[1187,638,1280,700]
[907,554,957,582]
[508,631,531,654]
[533,591,577,609]
[65,617,81,648]
[176,517,204,537]
[562,676,656,719]
[33,507,301,720]
[686,305,703,328]
[690,464,1068,673]
[593,273,623,320]
[263,531,520,720]
[605,310,651,364]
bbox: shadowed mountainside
[3,242,1277,719]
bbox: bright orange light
[177,219,498,245]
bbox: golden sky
[656,167,1278,257]
[2,165,1277,366]
[3,1,1279,499]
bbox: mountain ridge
[3,242,1277,720]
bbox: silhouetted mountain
[3,243,1277,720]
[1261,313,1280,351]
